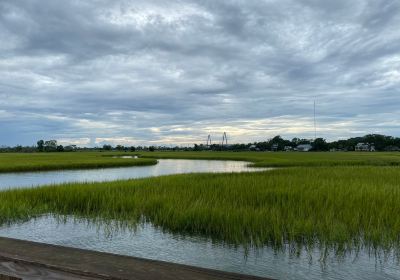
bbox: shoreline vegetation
[1,151,400,173]
[0,166,400,257]
[0,152,157,173]
[1,151,400,259]
[138,151,400,167]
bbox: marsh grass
[1,166,400,258]
[0,152,157,173]
[139,151,400,167]
[3,151,400,172]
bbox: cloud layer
[1,0,400,146]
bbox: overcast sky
[1,0,400,147]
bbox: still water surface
[0,159,267,190]
[0,216,398,280]
[0,159,399,279]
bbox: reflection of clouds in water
[0,215,398,280]
[0,160,270,190]
[112,156,138,159]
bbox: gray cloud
[1,0,400,146]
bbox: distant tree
[269,135,289,151]
[37,140,44,152]
[102,144,112,151]
[291,138,301,145]
[130,146,136,152]
[363,134,392,151]
[44,140,57,152]
[56,145,64,152]
[312,138,329,151]
[64,145,74,152]
[116,145,124,151]
[297,138,312,145]
[149,146,155,152]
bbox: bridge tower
[221,132,228,147]
[206,134,212,147]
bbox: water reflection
[0,159,269,190]
[0,160,398,279]
[112,155,138,159]
[0,215,398,280]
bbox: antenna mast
[314,100,317,140]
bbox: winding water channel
[0,159,267,190]
[0,159,399,279]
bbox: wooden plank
[0,237,273,280]
[0,271,22,280]
[0,260,97,280]
[0,274,21,280]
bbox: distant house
[385,145,400,152]
[249,144,260,151]
[296,144,312,152]
[355,143,369,151]
[271,143,279,151]
[355,143,375,152]
[330,148,345,152]
[64,145,77,152]
[284,146,293,151]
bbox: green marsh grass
[138,151,400,167]
[3,151,400,172]
[1,166,400,256]
[0,152,157,173]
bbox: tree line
[196,134,400,152]
[1,134,400,153]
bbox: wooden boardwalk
[0,260,98,279]
[0,237,272,280]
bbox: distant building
[330,148,345,152]
[284,146,293,151]
[271,143,279,151]
[371,145,376,152]
[64,145,77,152]
[249,144,260,151]
[355,143,375,152]
[385,145,400,152]
[296,144,312,152]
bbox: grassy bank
[1,166,400,254]
[0,152,157,173]
[139,151,400,167]
[2,151,400,173]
